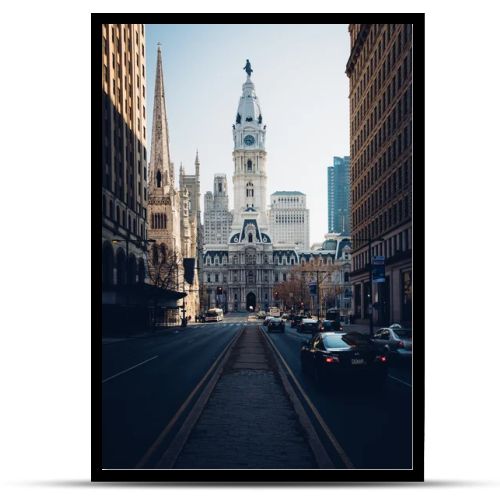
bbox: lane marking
[262,328,355,469]
[135,327,243,469]
[102,356,159,384]
[388,375,412,388]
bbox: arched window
[156,170,162,188]
[248,233,253,243]
[247,160,252,171]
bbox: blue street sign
[372,255,385,283]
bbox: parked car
[281,313,289,320]
[321,319,343,332]
[256,311,267,319]
[372,327,412,362]
[267,317,285,333]
[291,315,306,328]
[263,316,273,326]
[297,319,322,334]
[300,332,388,387]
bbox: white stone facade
[202,65,324,312]
[268,192,310,250]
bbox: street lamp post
[302,269,329,320]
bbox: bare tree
[146,244,182,327]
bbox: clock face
[244,135,255,146]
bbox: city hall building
[202,63,349,312]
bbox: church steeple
[195,149,200,176]
[148,44,172,191]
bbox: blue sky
[146,24,350,245]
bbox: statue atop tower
[243,59,253,77]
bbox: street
[102,312,412,469]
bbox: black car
[267,317,285,333]
[300,332,388,387]
[297,319,322,334]
[321,320,343,332]
[291,315,306,328]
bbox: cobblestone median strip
[161,325,325,469]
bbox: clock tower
[231,62,269,233]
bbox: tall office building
[268,191,309,250]
[327,156,351,235]
[346,24,412,325]
[102,23,148,293]
[203,174,233,245]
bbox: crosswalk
[189,322,247,328]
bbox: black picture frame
[93,12,424,483]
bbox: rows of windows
[352,227,412,271]
[353,159,411,221]
[151,212,167,229]
[274,213,306,224]
[102,194,145,239]
[353,193,411,243]
[102,24,146,139]
[272,196,304,205]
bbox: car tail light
[397,340,404,348]
[376,355,387,363]
[324,355,338,363]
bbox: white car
[372,326,412,361]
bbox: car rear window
[323,335,349,348]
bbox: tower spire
[195,149,200,176]
[148,44,171,190]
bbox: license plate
[351,358,365,365]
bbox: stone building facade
[268,191,310,250]
[101,23,149,331]
[201,64,350,314]
[147,45,200,324]
[346,24,412,326]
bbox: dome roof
[236,76,263,125]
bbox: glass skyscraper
[327,156,351,235]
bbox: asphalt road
[101,314,245,469]
[266,322,413,469]
[101,313,413,470]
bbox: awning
[102,283,187,307]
